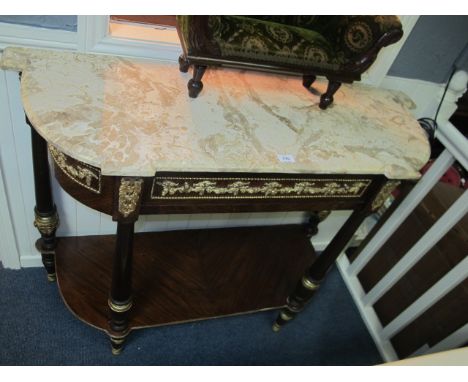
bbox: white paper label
[277,154,295,163]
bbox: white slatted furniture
[337,70,468,362]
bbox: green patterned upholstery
[176,15,403,108]
[209,16,341,71]
[177,15,402,76]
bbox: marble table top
[1,47,430,179]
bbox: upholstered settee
[176,16,403,109]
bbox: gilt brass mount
[108,298,133,313]
[301,276,320,291]
[33,208,60,236]
[372,180,400,211]
[118,178,143,218]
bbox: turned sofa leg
[178,54,190,73]
[302,74,316,89]
[188,65,207,98]
[319,80,342,109]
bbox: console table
[1,47,430,355]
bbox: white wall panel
[0,166,20,269]
[139,214,170,232]
[312,211,352,251]
[165,214,191,231]
[204,213,233,229]
[0,70,31,267]
[51,176,77,237]
[183,213,209,230]
[99,213,117,235]
[75,201,101,236]
[220,212,252,228]
[3,70,38,265]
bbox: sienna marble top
[1,47,430,179]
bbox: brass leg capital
[108,298,133,313]
[301,276,320,291]
[34,208,60,236]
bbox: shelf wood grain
[55,224,316,334]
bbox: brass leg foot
[110,335,127,355]
[272,307,297,332]
[272,277,320,331]
[35,240,56,283]
[34,209,59,282]
[112,346,122,356]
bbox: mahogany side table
[1,47,430,354]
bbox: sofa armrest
[176,16,220,57]
[342,16,402,51]
[338,16,403,72]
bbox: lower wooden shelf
[55,224,316,335]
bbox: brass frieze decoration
[118,178,143,218]
[49,145,101,194]
[372,180,400,211]
[151,177,371,200]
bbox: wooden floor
[55,224,316,334]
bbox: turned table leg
[108,177,143,355]
[109,221,135,355]
[305,210,331,238]
[273,179,387,331]
[29,118,59,282]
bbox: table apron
[51,155,385,215]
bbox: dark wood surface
[30,125,54,213]
[51,152,114,215]
[55,225,316,334]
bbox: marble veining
[1,47,430,179]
